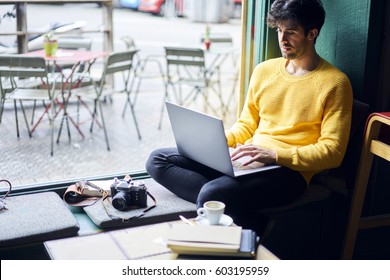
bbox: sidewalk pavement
[0,68,238,187]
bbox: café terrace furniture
[159,46,225,129]
[0,55,60,156]
[0,73,42,124]
[200,33,240,120]
[27,37,94,131]
[120,36,165,119]
[55,36,93,74]
[55,36,95,127]
[71,49,141,151]
[24,49,109,146]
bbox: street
[1,3,241,54]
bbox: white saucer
[196,214,233,226]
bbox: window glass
[0,2,242,190]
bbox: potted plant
[43,31,58,56]
[204,24,211,50]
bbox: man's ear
[308,28,319,41]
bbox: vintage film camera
[110,178,147,211]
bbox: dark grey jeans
[145,147,307,216]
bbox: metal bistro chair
[120,36,165,119]
[0,76,42,124]
[0,55,60,156]
[200,33,240,120]
[1,56,44,124]
[159,46,222,129]
[71,50,140,151]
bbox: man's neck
[285,53,321,76]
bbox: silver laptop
[165,101,280,177]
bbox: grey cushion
[84,178,197,228]
[0,192,80,247]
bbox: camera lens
[111,191,131,211]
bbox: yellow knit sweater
[225,57,353,184]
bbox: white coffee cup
[197,201,225,225]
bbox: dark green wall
[316,0,371,100]
[362,0,386,110]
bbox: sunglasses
[0,179,12,212]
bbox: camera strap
[63,182,101,207]
[101,187,157,223]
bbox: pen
[179,215,194,226]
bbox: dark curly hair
[267,0,326,37]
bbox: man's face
[276,20,315,60]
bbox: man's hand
[230,144,277,166]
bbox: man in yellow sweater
[146,0,352,229]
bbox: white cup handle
[197,207,206,217]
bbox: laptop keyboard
[232,160,253,171]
